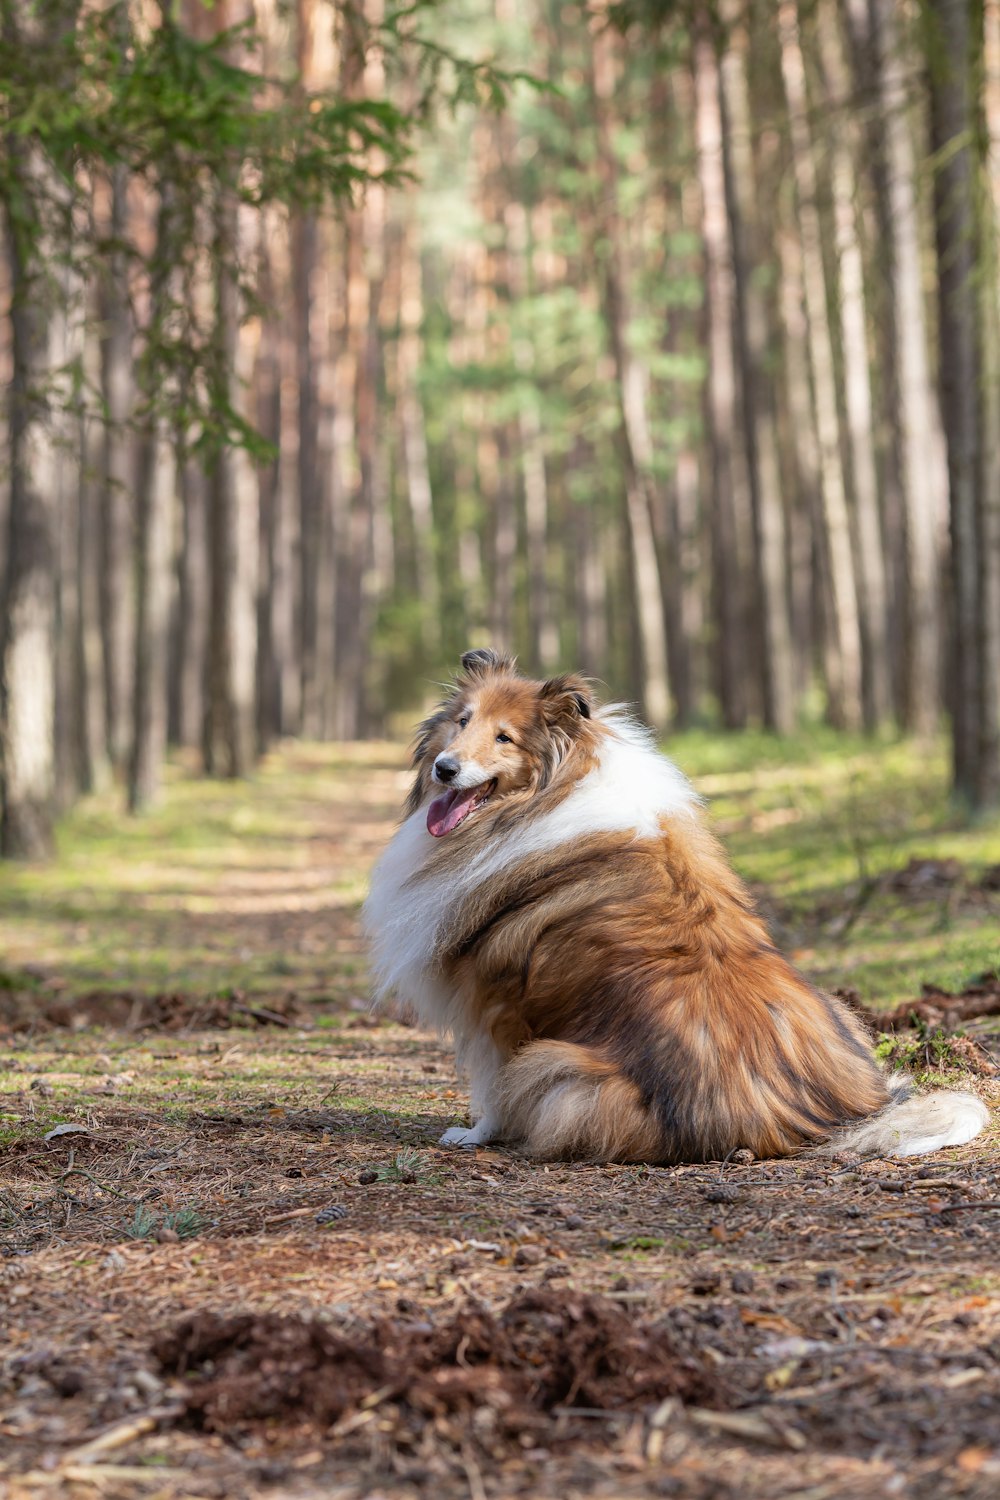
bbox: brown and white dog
[363,650,989,1162]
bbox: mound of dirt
[0,985,306,1035]
[153,1290,726,1441]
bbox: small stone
[730,1148,754,1166]
[358,1169,378,1186]
[731,1270,754,1294]
[775,1277,798,1292]
[563,1214,584,1230]
[155,1226,179,1244]
[514,1244,545,1268]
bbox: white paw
[439,1126,481,1148]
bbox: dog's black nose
[434,756,460,784]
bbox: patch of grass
[0,734,997,1018]
[375,1147,438,1184]
[122,1202,209,1241]
[668,730,1000,1008]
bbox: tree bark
[128,190,179,814]
[97,165,135,769]
[0,143,64,855]
[202,184,259,777]
[977,0,1000,804]
[128,415,175,812]
[172,456,208,749]
[816,0,891,731]
[843,0,946,731]
[397,200,439,658]
[717,3,796,732]
[928,0,983,804]
[778,0,864,731]
[693,12,752,730]
[592,21,671,730]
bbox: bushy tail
[825,1078,989,1158]
[498,1040,663,1162]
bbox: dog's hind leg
[498,1039,664,1162]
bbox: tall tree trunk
[97,165,135,769]
[693,12,752,729]
[778,0,864,731]
[173,457,208,748]
[293,212,323,735]
[203,184,259,777]
[77,324,109,793]
[129,192,178,813]
[128,416,175,811]
[505,200,559,675]
[397,200,439,659]
[978,0,1000,804]
[592,21,671,730]
[929,0,998,808]
[0,134,66,855]
[255,232,283,751]
[776,223,822,701]
[816,0,891,730]
[716,2,796,732]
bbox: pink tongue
[427,786,481,837]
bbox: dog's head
[407,649,595,836]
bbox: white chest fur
[361,712,697,1028]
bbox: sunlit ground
[0,731,997,1009]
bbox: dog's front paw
[439,1125,483,1148]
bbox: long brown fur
[372,652,900,1163]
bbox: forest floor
[1,732,1000,1500]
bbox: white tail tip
[831,1089,990,1158]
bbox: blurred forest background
[2,0,1000,861]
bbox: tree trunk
[778,0,864,731]
[592,22,671,731]
[97,165,135,769]
[0,139,64,856]
[928,0,982,804]
[978,0,1000,804]
[397,200,439,658]
[173,457,208,748]
[128,189,179,813]
[128,416,175,812]
[505,200,559,675]
[77,332,110,793]
[716,3,796,732]
[816,0,891,731]
[255,235,283,752]
[202,185,259,777]
[693,12,752,730]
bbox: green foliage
[0,0,525,454]
[122,1201,208,1240]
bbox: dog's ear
[460,647,515,677]
[538,674,593,728]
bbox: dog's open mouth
[426,780,498,837]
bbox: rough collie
[363,650,989,1162]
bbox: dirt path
[1,750,998,1499]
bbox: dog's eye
[458,714,470,728]
[496,732,513,744]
